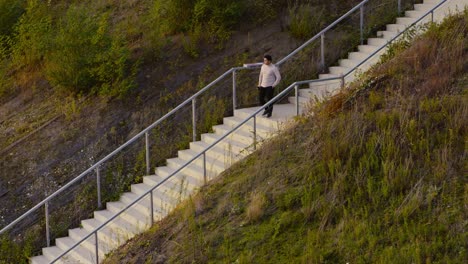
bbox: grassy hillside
[103,11,467,263]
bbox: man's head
[263,55,272,65]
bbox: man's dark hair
[264,54,272,61]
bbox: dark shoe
[266,112,272,118]
[262,110,268,116]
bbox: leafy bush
[149,0,248,51]
[10,0,52,69]
[289,3,326,40]
[0,0,25,36]
[192,0,246,44]
[44,4,135,96]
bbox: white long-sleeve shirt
[258,64,281,87]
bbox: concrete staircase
[31,0,465,263]
[297,0,465,103]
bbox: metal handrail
[343,0,449,78]
[0,0,374,237]
[277,0,370,66]
[50,75,343,263]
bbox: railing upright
[320,34,326,71]
[45,201,50,247]
[95,233,99,264]
[232,70,237,111]
[96,166,102,209]
[145,132,151,176]
[360,5,365,45]
[295,85,300,116]
[192,98,197,142]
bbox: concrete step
[213,124,257,145]
[348,51,371,61]
[201,133,251,162]
[42,246,65,262]
[405,10,427,18]
[396,17,417,26]
[300,83,341,100]
[318,73,340,80]
[367,37,388,46]
[131,183,180,212]
[339,58,361,68]
[55,237,93,264]
[357,45,379,54]
[233,105,296,122]
[376,30,398,40]
[414,3,436,11]
[118,192,160,215]
[78,219,118,257]
[329,66,352,75]
[180,146,243,170]
[288,95,311,106]
[189,141,249,161]
[106,200,156,225]
[386,23,407,33]
[67,228,105,263]
[143,173,200,199]
[423,0,440,5]
[166,156,226,181]
[223,115,282,135]
[309,78,342,89]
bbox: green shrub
[10,0,52,68]
[289,3,326,40]
[0,0,25,36]
[149,0,248,52]
[192,0,246,45]
[0,59,11,97]
[44,4,135,96]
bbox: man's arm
[258,66,263,87]
[272,66,281,87]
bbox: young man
[258,54,281,118]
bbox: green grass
[103,11,468,264]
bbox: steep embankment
[1,0,372,261]
[0,0,372,232]
[103,11,467,263]
[0,0,302,231]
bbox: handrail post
[431,10,434,23]
[295,85,300,116]
[360,4,364,45]
[145,132,150,175]
[253,116,257,150]
[398,0,401,14]
[232,70,237,111]
[150,191,154,225]
[95,232,99,264]
[203,152,207,184]
[320,34,325,71]
[96,166,102,209]
[192,98,197,142]
[341,74,345,89]
[45,201,50,247]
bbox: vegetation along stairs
[24,0,466,263]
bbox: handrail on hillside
[2,1,448,260]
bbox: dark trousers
[258,86,274,114]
